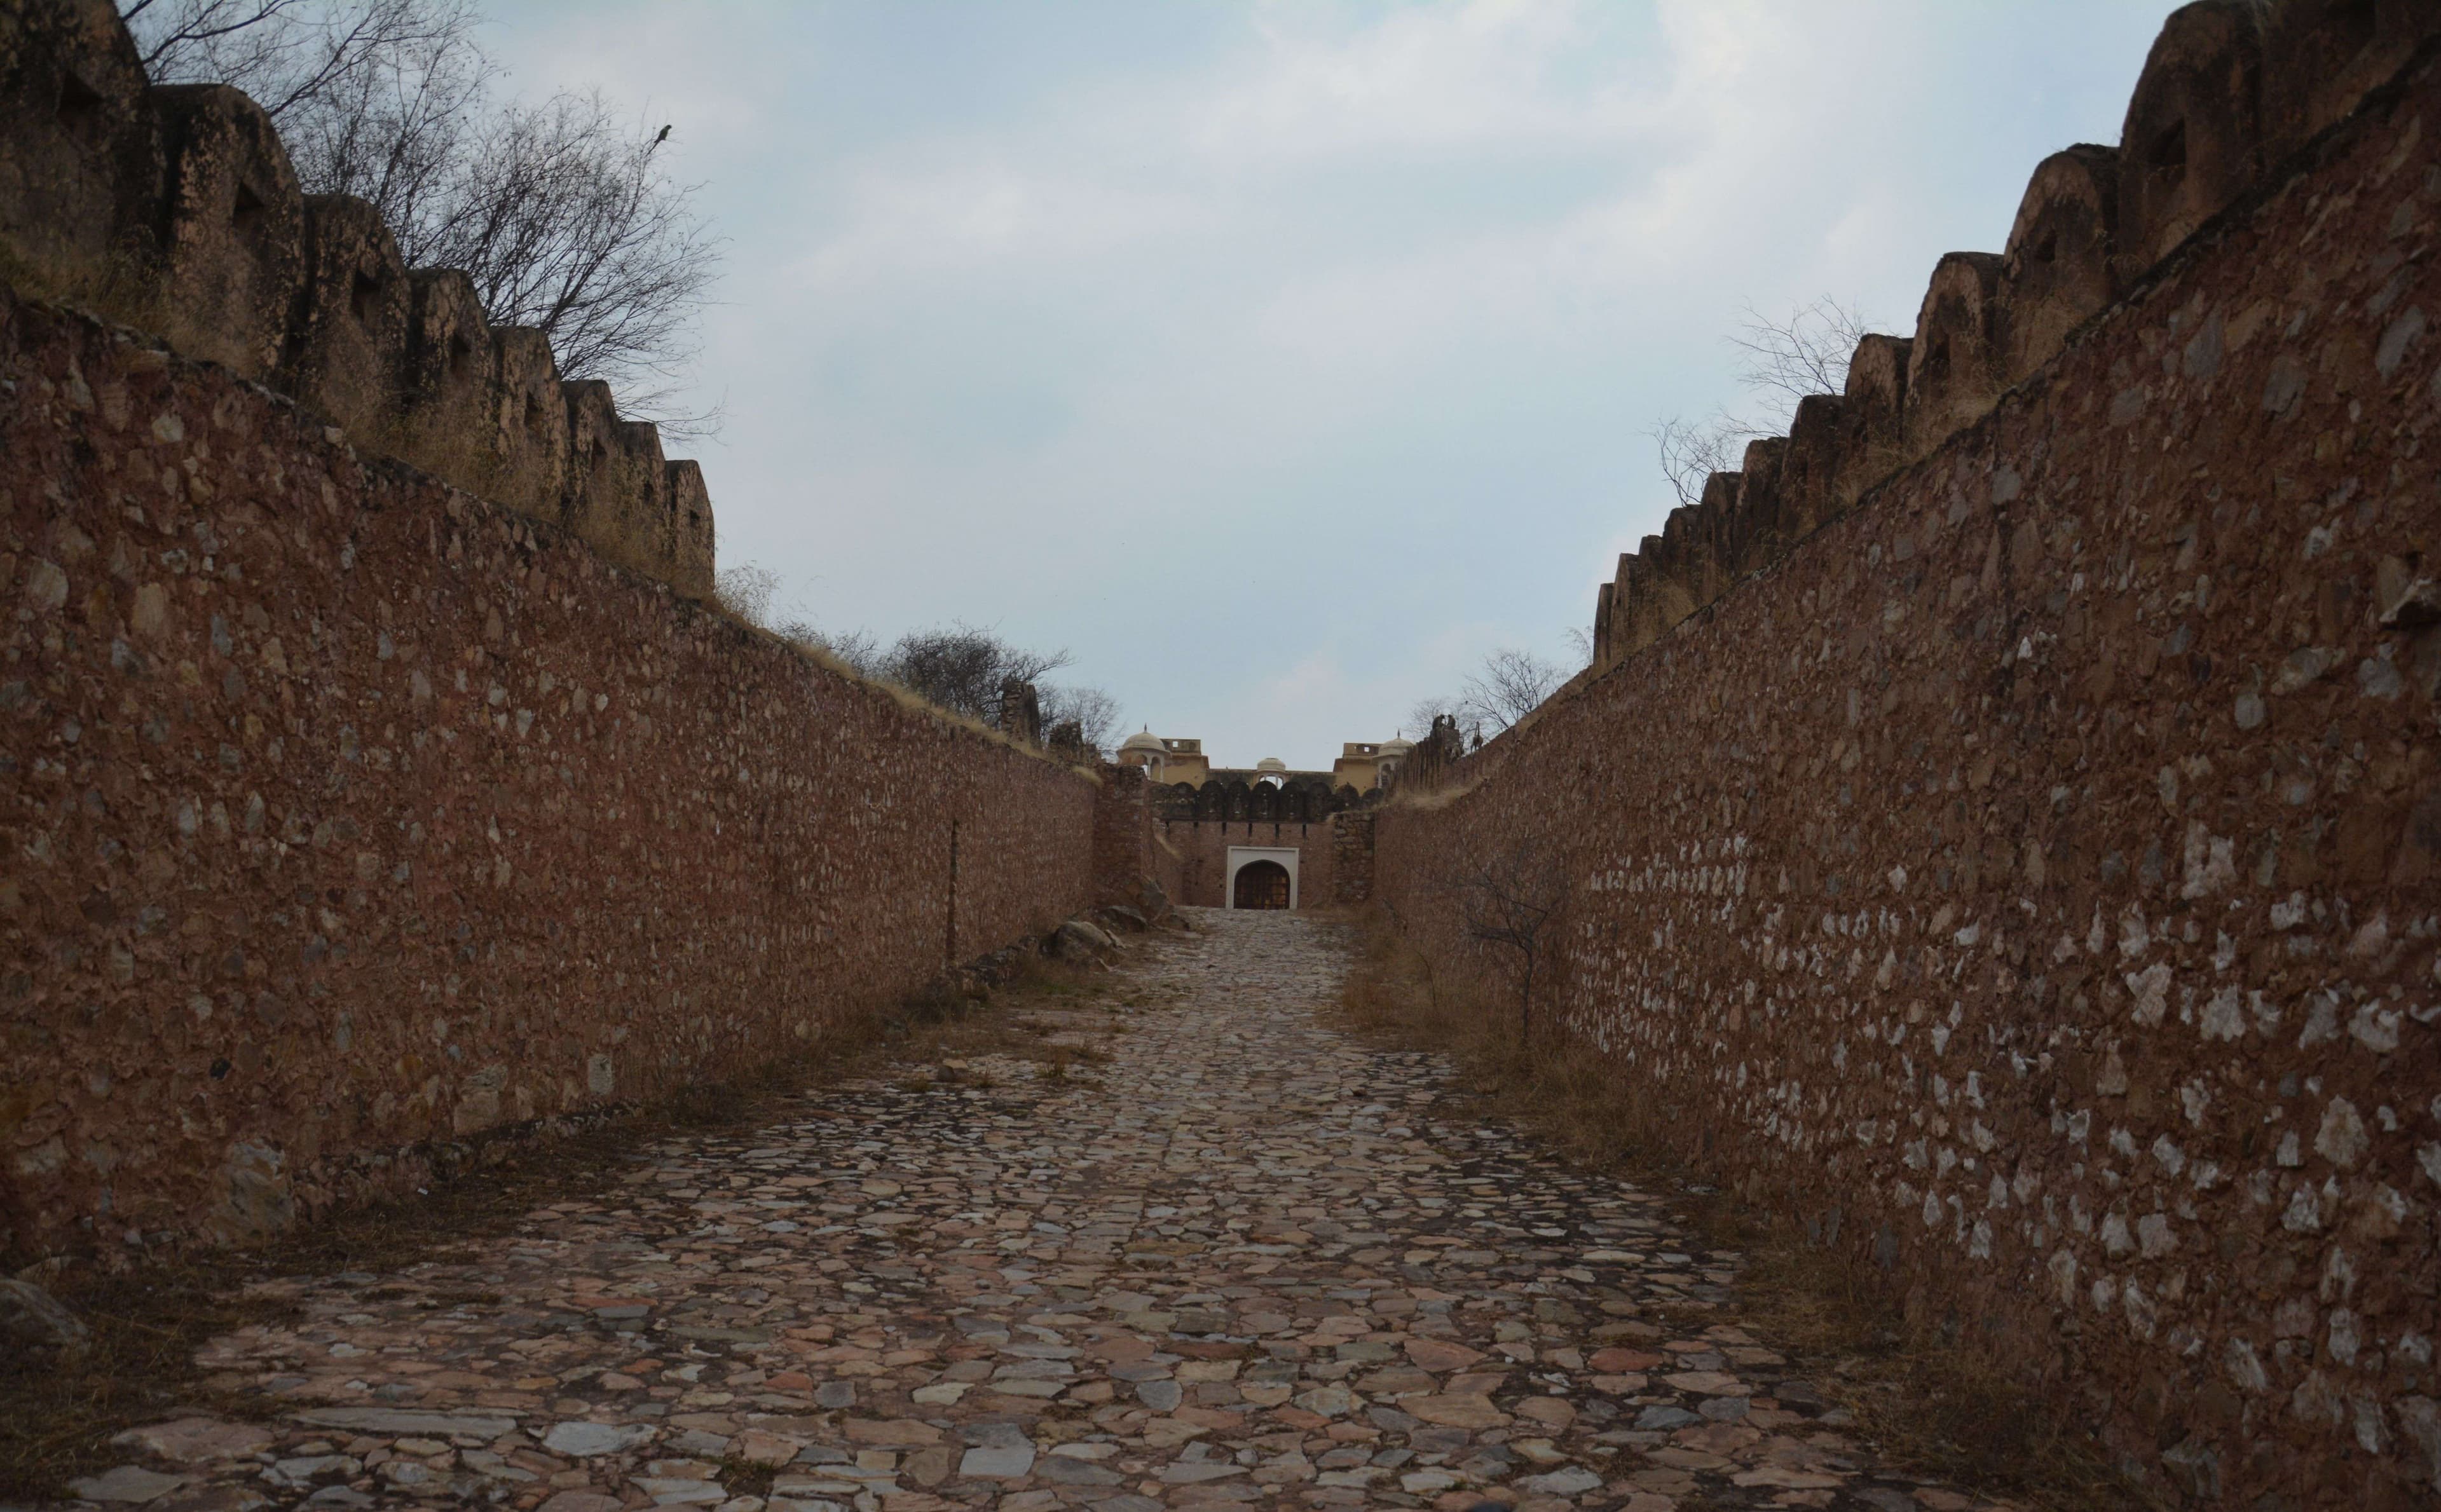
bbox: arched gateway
[1224,845,1301,910]
[1231,859,1291,909]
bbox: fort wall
[1375,21,2441,1504]
[1090,763,1160,909]
[0,0,713,596]
[0,284,1097,1259]
[1589,0,2438,686]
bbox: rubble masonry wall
[1379,38,2441,1509]
[0,285,1097,1260]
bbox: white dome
[1378,735,1414,756]
[1119,728,1165,754]
[1255,756,1288,773]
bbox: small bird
[654,124,671,144]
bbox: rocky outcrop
[0,0,713,596]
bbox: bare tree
[416,92,721,430]
[122,0,723,435]
[278,13,490,247]
[881,624,1073,726]
[1460,646,1564,734]
[730,593,1083,730]
[124,0,479,121]
[1405,692,1454,746]
[1649,295,1871,506]
[1447,838,1565,1043]
[1562,624,1594,665]
[1039,684,1121,756]
[1406,644,1564,758]
[1728,294,1871,423]
[1649,411,1761,510]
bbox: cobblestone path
[66,911,2014,1512]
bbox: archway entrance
[1231,859,1292,910]
[1224,845,1301,910]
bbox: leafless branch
[1643,296,1872,510]
[1648,411,1761,510]
[1726,294,1872,425]
[875,623,1074,726]
[1460,646,1564,733]
[1446,838,1565,1043]
[1408,644,1566,759]
[772,615,887,679]
[1038,685,1122,756]
[413,90,723,414]
[127,0,481,121]
[121,1,724,433]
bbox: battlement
[1592,0,2440,675]
[1151,775,1370,824]
[0,0,714,596]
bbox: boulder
[1137,876,1186,928]
[0,1274,88,1352]
[1048,917,1120,962]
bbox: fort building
[1111,734,1401,912]
[1114,730,1412,793]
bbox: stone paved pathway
[61,911,2016,1512]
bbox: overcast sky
[483,0,2175,769]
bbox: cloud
[1201,2,1650,160]
[486,0,2171,765]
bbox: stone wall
[0,285,1097,1260]
[1155,819,1339,911]
[0,0,713,596]
[1090,763,1157,909]
[1590,0,2441,683]
[1327,809,1376,909]
[1376,25,2441,1509]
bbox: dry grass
[694,603,1097,783]
[1335,910,2157,1512]
[1382,773,1482,812]
[0,951,1127,1504]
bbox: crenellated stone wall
[0,283,1098,1260]
[1592,0,2441,678]
[0,0,714,596]
[1378,13,2441,1505]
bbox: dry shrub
[1337,907,2154,1512]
